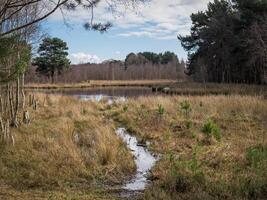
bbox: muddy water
[116,128,157,191]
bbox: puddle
[116,128,157,191]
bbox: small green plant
[246,144,267,169]
[157,104,165,117]
[180,100,192,117]
[185,120,193,129]
[81,108,88,115]
[122,105,128,113]
[187,145,201,174]
[202,119,221,141]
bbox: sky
[43,0,211,64]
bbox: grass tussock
[106,95,267,199]
[0,94,135,199]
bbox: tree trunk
[11,78,20,127]
[23,110,30,124]
[8,84,14,120]
[51,71,55,84]
[21,73,25,109]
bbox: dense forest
[26,52,187,83]
[179,0,267,84]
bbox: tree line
[0,0,148,144]
[179,0,267,84]
[125,51,180,66]
[26,51,186,83]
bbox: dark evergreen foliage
[33,37,71,83]
[179,0,267,84]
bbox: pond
[30,86,155,98]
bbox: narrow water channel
[73,93,158,192]
[116,128,157,191]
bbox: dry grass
[1,90,266,199]
[0,94,135,199]
[107,95,267,199]
[25,80,177,89]
[161,82,267,96]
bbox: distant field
[25,80,177,89]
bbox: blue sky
[43,0,210,64]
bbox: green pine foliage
[0,35,31,83]
[179,0,267,84]
[33,37,71,83]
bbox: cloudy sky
[44,0,211,64]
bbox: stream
[76,94,158,192]
[116,128,157,192]
[46,89,159,193]
[76,93,159,192]
[78,94,158,192]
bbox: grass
[1,89,266,199]
[0,93,135,199]
[25,80,177,89]
[105,95,267,199]
[160,82,267,96]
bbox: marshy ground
[107,95,267,199]
[0,85,266,200]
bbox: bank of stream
[78,94,159,197]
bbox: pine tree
[33,37,71,83]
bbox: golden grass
[0,93,135,199]
[1,91,266,199]
[25,80,177,89]
[107,95,267,199]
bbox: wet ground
[116,128,157,192]
[34,87,160,198]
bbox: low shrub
[180,100,192,117]
[157,104,165,117]
[202,119,221,142]
[122,105,128,113]
[246,144,267,169]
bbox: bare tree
[0,0,149,36]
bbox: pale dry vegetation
[107,95,267,199]
[1,92,266,199]
[0,94,135,199]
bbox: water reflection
[31,87,155,98]
[78,94,126,104]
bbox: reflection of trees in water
[32,87,154,97]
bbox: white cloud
[70,52,102,64]
[49,0,211,40]
[115,51,121,55]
